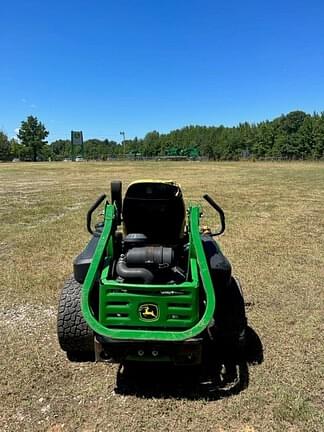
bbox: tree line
[1,111,324,161]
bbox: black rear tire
[211,276,247,358]
[57,275,95,362]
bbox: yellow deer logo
[139,304,159,321]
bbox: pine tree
[17,116,49,161]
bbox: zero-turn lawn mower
[57,180,247,370]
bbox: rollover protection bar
[81,203,216,342]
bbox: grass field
[0,161,323,432]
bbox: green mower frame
[82,204,215,341]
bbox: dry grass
[0,161,323,432]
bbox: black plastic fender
[73,235,100,283]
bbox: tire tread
[57,275,94,361]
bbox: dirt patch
[0,304,56,333]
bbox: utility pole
[120,131,126,158]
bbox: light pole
[120,131,126,158]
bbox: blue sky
[1,0,324,142]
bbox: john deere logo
[139,304,159,321]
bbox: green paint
[98,257,199,329]
[81,204,216,342]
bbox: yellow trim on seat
[127,179,179,187]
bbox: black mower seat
[122,181,186,244]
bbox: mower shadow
[115,326,263,400]
[244,325,264,366]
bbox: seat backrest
[122,181,186,244]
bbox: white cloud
[12,128,20,141]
